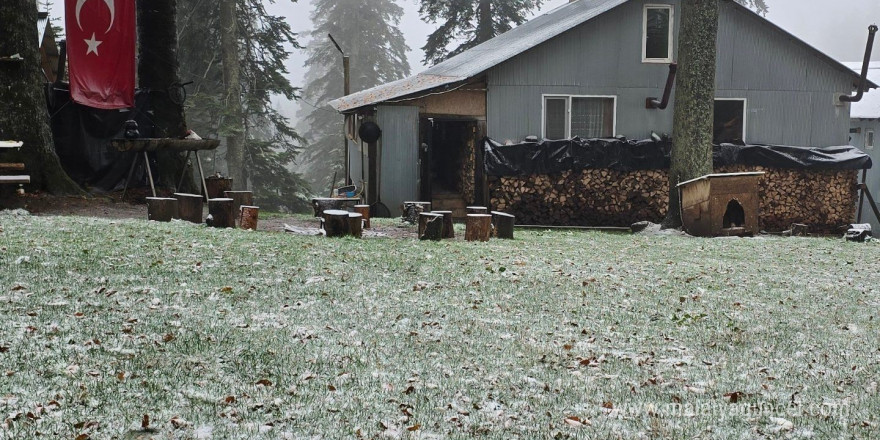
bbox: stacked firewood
[489,166,858,233]
[457,137,476,200]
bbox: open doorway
[419,118,480,209]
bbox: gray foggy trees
[298,0,410,192]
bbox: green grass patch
[1,211,879,438]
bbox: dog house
[677,172,765,237]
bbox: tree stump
[322,209,350,237]
[467,206,488,215]
[402,201,432,224]
[465,214,492,242]
[491,211,516,239]
[348,213,364,238]
[146,197,178,222]
[207,198,235,228]
[224,190,254,220]
[432,210,455,239]
[354,204,371,229]
[240,205,259,230]
[205,176,232,199]
[418,212,444,241]
[173,192,203,223]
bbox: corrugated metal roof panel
[845,61,880,119]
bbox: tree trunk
[219,0,245,190]
[0,0,82,195]
[476,0,494,44]
[136,0,194,192]
[662,0,718,228]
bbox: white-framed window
[643,4,674,63]
[542,95,617,140]
[713,98,747,144]
[867,130,875,149]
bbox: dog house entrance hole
[723,199,745,228]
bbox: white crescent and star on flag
[75,0,116,56]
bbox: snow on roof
[844,61,880,119]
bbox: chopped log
[491,211,516,239]
[402,201,432,224]
[224,190,254,220]
[207,198,235,228]
[146,197,178,222]
[418,212,444,240]
[432,210,455,239]
[465,214,492,242]
[205,176,232,199]
[173,192,203,223]
[322,209,350,237]
[354,204,371,228]
[240,205,259,230]
[467,206,488,215]
[348,213,364,238]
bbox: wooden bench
[0,141,30,191]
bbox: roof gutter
[841,25,878,103]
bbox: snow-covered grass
[1,211,879,439]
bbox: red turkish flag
[65,0,136,109]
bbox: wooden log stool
[418,212,444,241]
[224,191,254,221]
[322,209,351,237]
[205,176,233,199]
[431,210,455,239]
[146,197,178,222]
[467,206,488,215]
[207,198,236,228]
[354,204,371,229]
[402,201,432,224]
[465,214,492,242]
[240,205,259,230]
[348,212,364,238]
[174,192,203,223]
[491,211,516,239]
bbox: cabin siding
[487,0,854,146]
[377,105,420,211]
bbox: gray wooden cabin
[331,0,873,215]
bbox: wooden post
[491,211,515,239]
[322,209,351,237]
[467,206,488,215]
[418,212,444,241]
[402,201,432,224]
[224,190,254,218]
[173,192,203,223]
[240,205,259,230]
[465,214,492,242]
[348,212,364,238]
[208,198,236,228]
[146,197,178,222]
[354,204,371,228]
[432,210,455,239]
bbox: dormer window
[643,4,674,63]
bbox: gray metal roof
[844,62,880,119]
[330,0,872,113]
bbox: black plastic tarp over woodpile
[483,137,873,177]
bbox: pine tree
[176,0,310,212]
[298,0,410,192]
[419,0,542,66]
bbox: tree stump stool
[322,209,351,237]
[354,204,371,228]
[174,192,204,223]
[467,206,488,215]
[224,190,254,222]
[207,198,236,228]
[418,212,444,241]
[146,197,178,222]
[240,205,259,230]
[348,213,364,238]
[205,176,233,199]
[432,210,455,239]
[465,214,492,242]
[491,211,516,239]
[402,201,432,224]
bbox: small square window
[643,5,673,63]
[867,130,875,149]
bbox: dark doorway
[723,199,746,228]
[420,118,476,201]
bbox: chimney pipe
[841,25,878,103]
[646,63,678,109]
